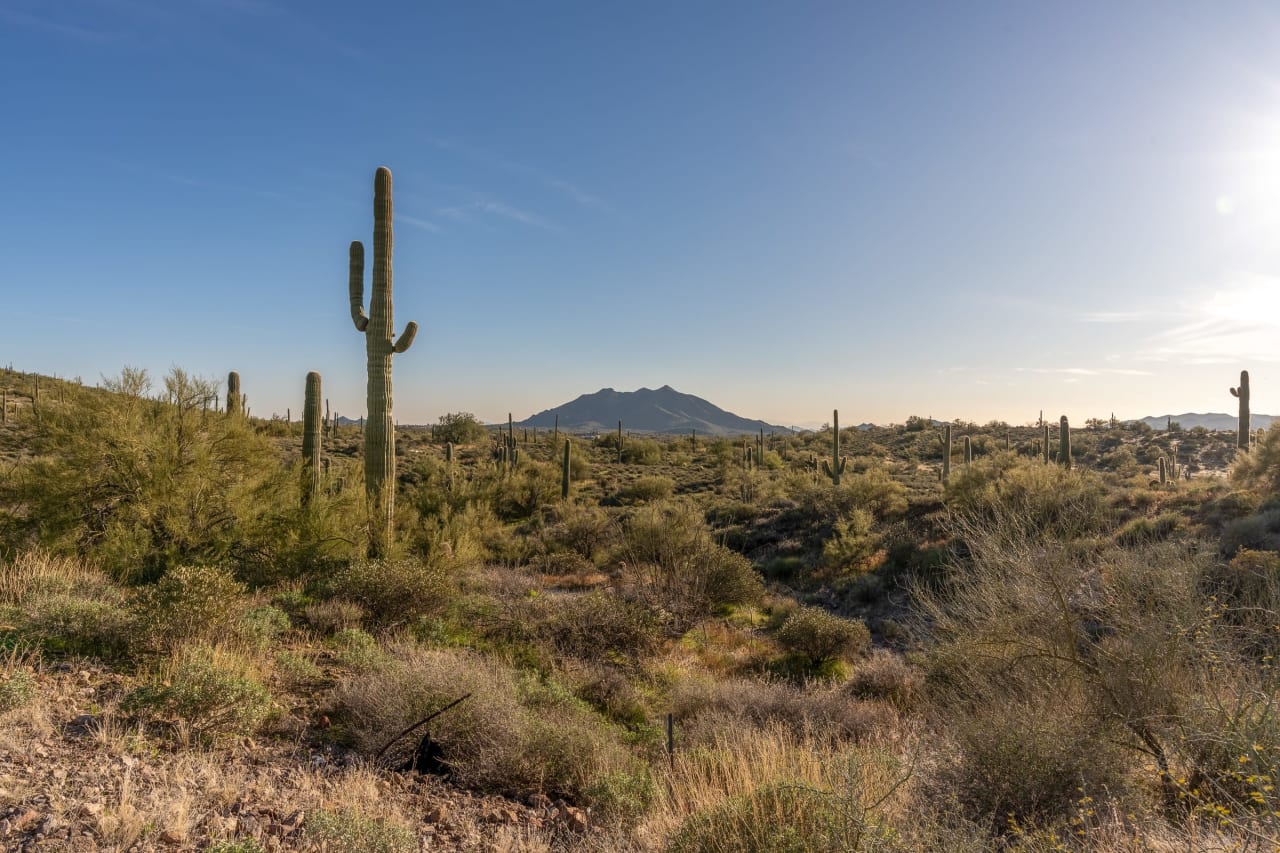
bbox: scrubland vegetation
[2,365,1279,851]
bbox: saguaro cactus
[1058,416,1072,469]
[1158,456,1167,484]
[302,372,322,507]
[227,372,242,417]
[349,166,419,557]
[561,439,571,500]
[617,421,624,463]
[940,424,952,482]
[963,435,972,466]
[821,410,847,485]
[1230,370,1251,451]
[1042,423,1050,464]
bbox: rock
[158,828,185,844]
[423,803,449,824]
[527,793,552,811]
[554,805,589,833]
[483,806,519,824]
[13,809,40,831]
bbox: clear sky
[4,1,1280,427]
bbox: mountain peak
[516,386,793,436]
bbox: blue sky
[5,1,1280,427]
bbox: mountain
[1136,412,1275,431]
[516,386,794,437]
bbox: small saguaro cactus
[821,410,847,485]
[1041,423,1050,464]
[1231,370,1251,451]
[349,166,419,557]
[963,435,972,466]
[617,420,624,464]
[940,424,952,482]
[553,414,559,448]
[1058,415,1072,469]
[302,372,323,507]
[1158,456,1167,484]
[227,372,242,417]
[561,438,571,500]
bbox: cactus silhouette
[1042,423,1050,464]
[963,435,972,465]
[1058,416,1072,469]
[940,424,952,482]
[562,438,571,500]
[820,410,847,485]
[1158,456,1167,484]
[1230,370,1250,451]
[617,421,623,463]
[227,372,242,417]
[349,166,418,557]
[302,372,322,507]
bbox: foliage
[775,607,870,664]
[433,411,490,445]
[122,643,271,744]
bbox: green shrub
[821,509,882,572]
[233,605,290,648]
[533,591,663,659]
[327,558,448,623]
[137,565,247,647]
[618,475,676,504]
[18,592,134,659]
[303,599,366,634]
[1115,512,1180,547]
[329,628,385,671]
[304,808,416,853]
[775,607,870,664]
[0,670,35,713]
[1222,509,1280,556]
[122,643,271,743]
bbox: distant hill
[1136,412,1274,431]
[516,386,794,437]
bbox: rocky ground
[0,661,602,853]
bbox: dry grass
[0,549,111,604]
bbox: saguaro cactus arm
[348,242,369,331]
[393,322,418,353]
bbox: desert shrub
[846,649,923,710]
[136,564,247,647]
[332,644,649,812]
[1221,509,1280,556]
[122,643,271,743]
[775,607,870,664]
[0,550,112,605]
[206,842,266,853]
[1115,511,1180,547]
[17,591,134,659]
[1231,426,1280,494]
[541,502,616,560]
[1197,490,1260,533]
[671,677,890,744]
[789,468,908,521]
[621,501,763,630]
[0,670,35,713]
[943,457,1109,541]
[304,599,366,634]
[233,605,290,648]
[274,650,322,685]
[666,781,891,853]
[494,460,563,520]
[532,591,663,660]
[326,558,448,624]
[821,509,882,572]
[618,475,676,504]
[329,628,386,671]
[304,808,416,853]
[619,437,663,465]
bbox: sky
[4,1,1280,428]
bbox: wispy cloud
[105,159,284,200]
[1014,367,1152,376]
[1134,274,1280,364]
[398,215,440,234]
[428,136,609,212]
[435,198,560,231]
[1078,310,1167,324]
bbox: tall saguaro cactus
[963,435,973,466]
[1058,415,1072,469]
[940,424,952,482]
[821,409,847,485]
[1041,423,1050,464]
[302,372,322,507]
[227,372,242,417]
[561,439,571,500]
[1230,370,1251,451]
[349,166,419,557]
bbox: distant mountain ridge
[1136,412,1274,431]
[516,386,794,437]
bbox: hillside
[1137,412,1274,431]
[516,385,793,436]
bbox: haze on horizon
[5,1,1280,428]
